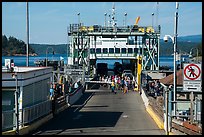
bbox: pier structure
[67,16,161,78]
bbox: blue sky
[2,2,202,44]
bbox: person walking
[121,77,125,91]
[52,95,56,117]
[123,78,128,94]
[111,80,115,93]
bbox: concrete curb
[140,88,175,135]
[146,105,164,129]
[141,91,149,107]
[146,101,175,135]
[140,88,164,129]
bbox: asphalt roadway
[30,84,165,135]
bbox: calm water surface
[2,54,189,70]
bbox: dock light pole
[46,47,54,67]
[108,14,111,27]
[164,34,177,117]
[163,2,179,117]
[152,13,154,27]
[104,13,107,28]
[124,13,127,27]
[12,72,19,135]
[77,12,80,26]
[165,86,169,135]
[26,2,29,67]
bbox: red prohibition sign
[184,64,201,80]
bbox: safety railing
[22,100,52,125]
[68,24,161,34]
[194,97,202,124]
[66,85,84,106]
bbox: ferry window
[128,36,135,45]
[109,48,114,53]
[128,48,133,53]
[115,48,120,53]
[90,48,95,54]
[134,48,138,53]
[139,48,142,53]
[138,36,143,45]
[103,48,108,54]
[96,48,101,54]
[121,48,126,54]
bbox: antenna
[111,2,117,27]
[156,2,159,27]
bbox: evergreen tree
[2,35,36,56]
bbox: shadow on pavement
[30,83,121,135]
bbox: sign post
[183,63,202,123]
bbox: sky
[2,2,202,44]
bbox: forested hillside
[2,35,36,56]
[30,44,68,55]
[2,34,202,57]
[160,41,202,56]
[159,34,202,56]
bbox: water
[2,54,189,69]
[96,59,123,69]
[159,55,190,70]
[2,54,68,67]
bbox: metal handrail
[68,24,160,34]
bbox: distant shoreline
[8,53,38,56]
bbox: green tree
[2,35,9,55]
[2,35,36,56]
[2,35,8,48]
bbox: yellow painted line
[146,106,175,135]
[2,130,15,135]
[169,132,174,135]
[146,105,164,129]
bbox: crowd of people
[49,78,83,100]
[49,78,82,116]
[98,74,138,94]
[145,80,163,98]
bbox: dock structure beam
[68,24,91,77]
[142,32,160,71]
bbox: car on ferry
[123,69,134,80]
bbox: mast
[26,2,29,66]
[156,2,159,27]
[111,2,117,28]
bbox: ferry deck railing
[68,24,161,34]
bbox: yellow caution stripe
[146,105,164,129]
